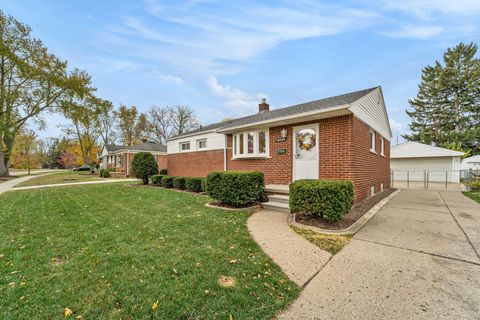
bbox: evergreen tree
[404,42,480,153]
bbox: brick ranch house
[98,142,167,177]
[168,86,392,203]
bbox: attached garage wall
[390,157,459,182]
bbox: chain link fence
[390,169,476,191]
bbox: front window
[180,141,190,151]
[233,129,269,158]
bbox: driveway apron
[279,190,480,320]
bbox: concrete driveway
[279,190,480,319]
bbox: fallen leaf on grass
[152,300,159,310]
[64,308,74,318]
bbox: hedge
[201,178,207,192]
[472,180,480,190]
[289,179,354,221]
[159,168,168,175]
[206,171,264,207]
[185,177,203,192]
[161,176,174,188]
[151,174,166,185]
[173,177,186,189]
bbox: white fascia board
[167,129,216,142]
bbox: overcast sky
[3,0,480,144]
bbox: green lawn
[14,171,104,187]
[0,184,298,319]
[463,191,480,203]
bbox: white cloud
[382,0,480,18]
[382,25,443,39]
[389,118,405,132]
[206,76,266,114]
[153,72,184,86]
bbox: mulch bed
[295,188,397,230]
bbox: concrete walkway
[279,190,480,319]
[0,173,53,195]
[247,210,332,287]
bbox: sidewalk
[12,178,139,191]
[0,173,53,195]
[247,210,331,287]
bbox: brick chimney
[258,98,269,113]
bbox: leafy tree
[0,10,90,176]
[404,42,480,153]
[95,99,117,145]
[116,105,139,146]
[60,89,106,164]
[59,146,78,180]
[131,152,158,185]
[10,129,40,174]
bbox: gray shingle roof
[169,87,378,139]
[104,144,125,152]
[219,87,378,130]
[128,142,167,152]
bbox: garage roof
[391,141,464,158]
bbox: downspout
[224,135,227,171]
[126,150,129,176]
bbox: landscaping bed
[0,183,298,319]
[295,188,397,230]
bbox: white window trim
[380,137,385,156]
[232,129,269,159]
[196,138,207,150]
[369,129,376,154]
[179,141,190,152]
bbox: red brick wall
[167,150,224,177]
[351,117,390,201]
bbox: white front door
[293,124,319,181]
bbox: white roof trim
[391,141,464,158]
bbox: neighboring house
[390,141,464,182]
[98,142,167,176]
[167,86,392,202]
[461,155,480,171]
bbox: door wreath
[297,131,316,151]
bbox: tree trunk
[0,131,9,176]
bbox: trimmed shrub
[185,177,203,192]
[159,168,168,175]
[206,171,264,207]
[131,152,158,185]
[472,180,480,190]
[102,169,111,178]
[151,174,166,185]
[173,177,186,189]
[201,178,207,192]
[290,179,354,221]
[161,176,174,188]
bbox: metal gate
[390,169,473,191]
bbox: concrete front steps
[263,184,291,213]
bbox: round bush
[206,171,264,207]
[289,179,354,221]
[102,169,110,178]
[173,177,186,189]
[185,177,202,192]
[151,174,166,185]
[131,152,158,185]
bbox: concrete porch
[264,184,291,213]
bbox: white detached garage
[390,141,464,183]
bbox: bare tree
[169,105,200,136]
[146,106,173,143]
